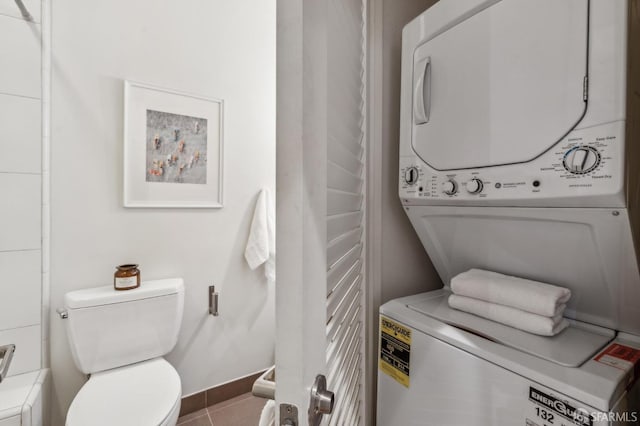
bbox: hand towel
[450,269,571,317]
[259,400,275,426]
[245,188,276,283]
[448,294,569,336]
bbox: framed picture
[123,81,224,208]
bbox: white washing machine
[378,0,640,424]
[378,291,640,425]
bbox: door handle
[308,374,334,426]
[414,56,431,124]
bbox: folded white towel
[450,269,571,317]
[259,400,275,426]
[245,188,276,283]
[449,294,569,336]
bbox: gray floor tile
[177,408,213,426]
[208,392,268,426]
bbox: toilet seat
[66,358,181,426]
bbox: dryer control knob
[564,146,601,174]
[465,178,483,194]
[404,167,419,185]
[442,180,457,195]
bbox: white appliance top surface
[66,358,181,426]
[406,290,613,367]
[380,290,639,410]
[65,277,184,309]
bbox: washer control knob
[442,180,457,195]
[404,167,419,185]
[564,146,601,174]
[465,178,483,194]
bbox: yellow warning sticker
[379,316,411,387]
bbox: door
[276,0,367,425]
[411,0,589,171]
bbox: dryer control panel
[399,121,625,207]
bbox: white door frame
[365,0,384,424]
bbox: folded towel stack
[448,269,571,336]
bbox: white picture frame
[123,80,224,208]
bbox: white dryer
[378,0,640,424]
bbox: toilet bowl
[62,278,185,426]
[66,358,181,426]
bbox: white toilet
[63,278,185,426]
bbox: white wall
[380,0,442,303]
[0,0,44,377]
[49,1,276,424]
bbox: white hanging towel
[450,268,571,317]
[245,188,276,283]
[448,294,569,336]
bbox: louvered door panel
[327,245,362,294]
[328,163,363,194]
[328,142,364,176]
[326,0,365,424]
[327,191,363,216]
[327,228,362,269]
[327,212,363,242]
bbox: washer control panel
[400,121,624,205]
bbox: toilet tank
[63,278,184,374]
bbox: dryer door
[411,0,589,171]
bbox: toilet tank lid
[65,278,184,309]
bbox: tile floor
[177,393,269,426]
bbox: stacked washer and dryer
[377,0,640,425]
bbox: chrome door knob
[309,374,334,426]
